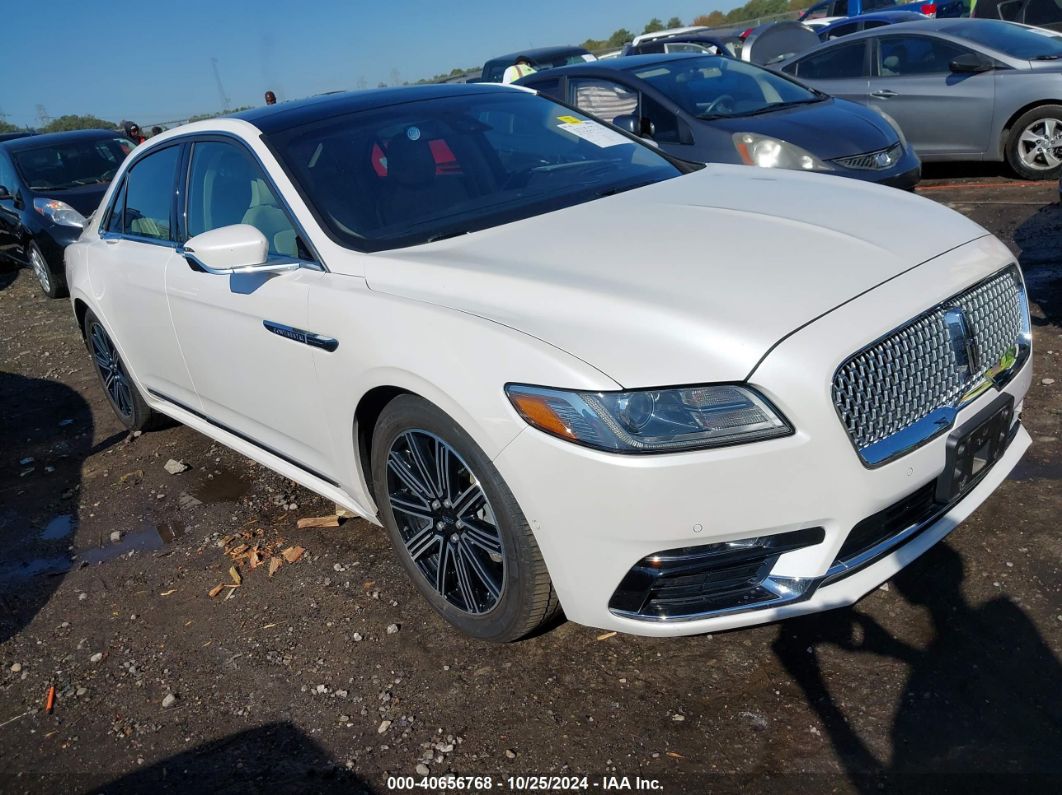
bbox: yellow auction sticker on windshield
[556,115,582,124]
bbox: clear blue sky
[2,0,728,128]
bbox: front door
[868,34,995,157]
[165,138,336,478]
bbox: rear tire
[371,395,560,642]
[28,241,67,299]
[1005,104,1062,180]
[82,309,160,432]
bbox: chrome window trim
[99,230,179,249]
[832,264,1031,469]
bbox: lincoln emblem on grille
[943,307,981,380]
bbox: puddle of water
[40,514,76,540]
[1008,457,1062,482]
[78,521,185,565]
[0,557,71,583]
[194,470,251,504]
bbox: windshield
[628,56,822,119]
[266,91,686,252]
[12,136,133,190]
[941,20,1062,59]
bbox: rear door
[867,34,994,156]
[784,39,871,104]
[88,143,198,406]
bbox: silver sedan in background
[778,19,1062,179]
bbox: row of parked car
[3,17,1062,301]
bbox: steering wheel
[702,94,736,116]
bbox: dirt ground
[1,166,1060,795]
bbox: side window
[105,180,128,233]
[864,0,897,9]
[0,154,17,194]
[186,141,301,259]
[826,22,861,40]
[570,79,640,126]
[803,1,834,20]
[829,0,850,14]
[878,36,968,77]
[121,145,179,241]
[525,77,562,99]
[793,42,867,79]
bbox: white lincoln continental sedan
[65,85,1032,641]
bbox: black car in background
[477,46,593,83]
[0,129,133,297]
[518,54,921,189]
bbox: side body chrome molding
[262,320,339,352]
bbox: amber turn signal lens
[508,394,576,440]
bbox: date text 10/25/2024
[386,775,665,791]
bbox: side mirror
[950,53,994,74]
[612,114,656,139]
[180,224,297,275]
[0,185,13,201]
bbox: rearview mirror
[0,185,14,201]
[950,53,994,74]
[180,224,298,275]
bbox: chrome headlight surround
[506,383,793,454]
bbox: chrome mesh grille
[833,267,1026,455]
[832,143,903,171]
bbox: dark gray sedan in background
[518,54,921,188]
[778,19,1062,178]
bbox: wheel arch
[73,297,90,339]
[353,384,412,506]
[997,99,1062,160]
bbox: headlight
[33,198,86,228]
[732,133,831,171]
[506,384,792,453]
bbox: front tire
[83,309,159,431]
[1005,105,1062,180]
[28,241,67,299]
[371,395,559,642]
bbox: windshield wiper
[593,180,659,199]
[1032,53,1062,60]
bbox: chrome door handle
[871,90,898,99]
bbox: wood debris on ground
[596,631,618,641]
[207,526,308,596]
[296,515,340,529]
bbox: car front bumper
[492,238,1032,636]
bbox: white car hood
[364,165,987,387]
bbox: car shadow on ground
[920,162,1016,182]
[0,371,92,644]
[1014,200,1062,328]
[773,543,1062,791]
[83,722,375,794]
[0,262,19,291]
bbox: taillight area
[920,3,938,16]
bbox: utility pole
[210,57,231,112]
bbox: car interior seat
[380,133,471,225]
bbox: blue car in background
[816,10,929,39]
[801,0,967,23]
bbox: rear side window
[791,41,867,79]
[111,145,179,241]
[570,79,639,125]
[525,77,562,99]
